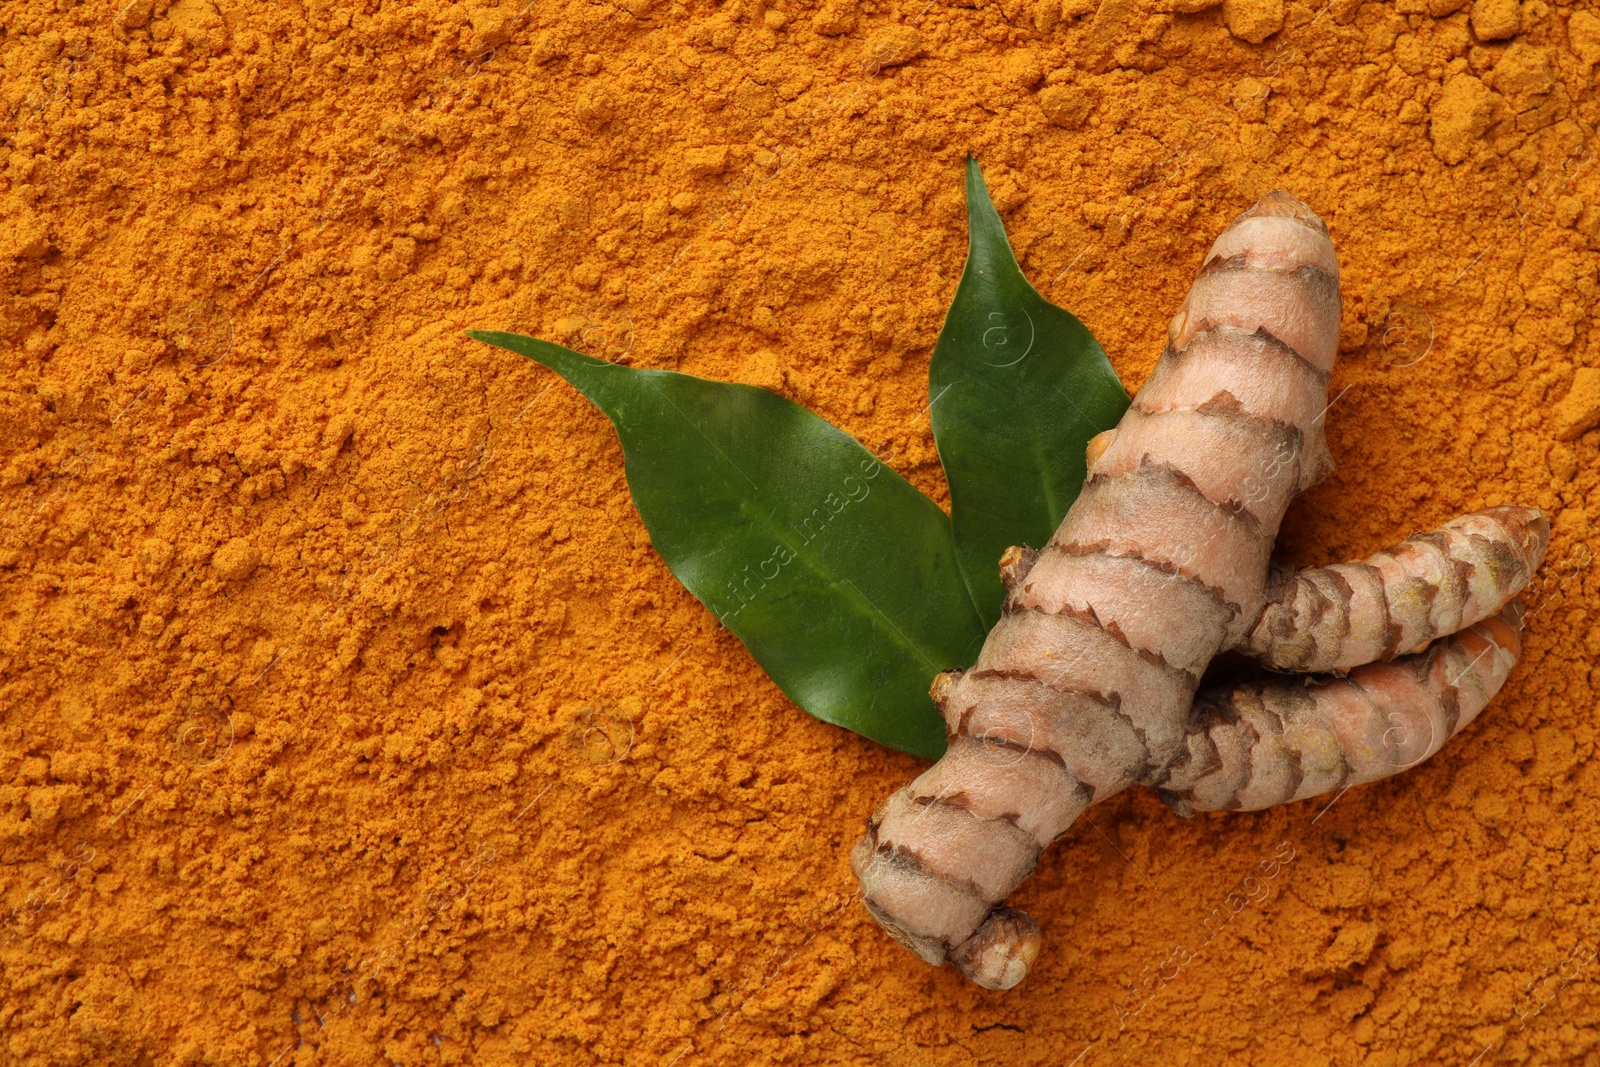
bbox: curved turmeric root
[1240,508,1549,672]
[1156,603,1525,815]
[850,191,1547,990]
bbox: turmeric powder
[3,0,1599,1060]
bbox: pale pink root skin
[1130,329,1334,452]
[1171,270,1341,374]
[1096,407,1302,535]
[1203,213,1342,279]
[1241,507,1550,673]
[1159,605,1525,814]
[1014,550,1234,678]
[1170,189,1344,373]
[852,190,1344,989]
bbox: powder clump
[1471,0,1522,41]
[1554,367,1600,441]
[210,537,260,581]
[1223,0,1286,43]
[1429,73,1502,163]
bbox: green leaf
[930,157,1130,628]
[467,331,986,761]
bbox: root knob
[998,545,1038,592]
[1084,428,1117,469]
[929,668,963,710]
[949,907,1041,990]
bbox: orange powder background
[2,0,1599,1062]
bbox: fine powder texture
[1,0,1598,1062]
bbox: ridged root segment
[847,725,1094,978]
[1154,604,1524,814]
[852,190,1343,989]
[1239,507,1550,673]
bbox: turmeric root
[850,191,1549,990]
[1241,508,1549,672]
[1156,603,1526,815]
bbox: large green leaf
[931,158,1130,628]
[468,331,985,760]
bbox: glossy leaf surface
[930,158,1130,627]
[468,331,985,760]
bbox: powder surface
[2,0,1599,1063]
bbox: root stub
[949,907,1041,990]
[1084,428,1117,469]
